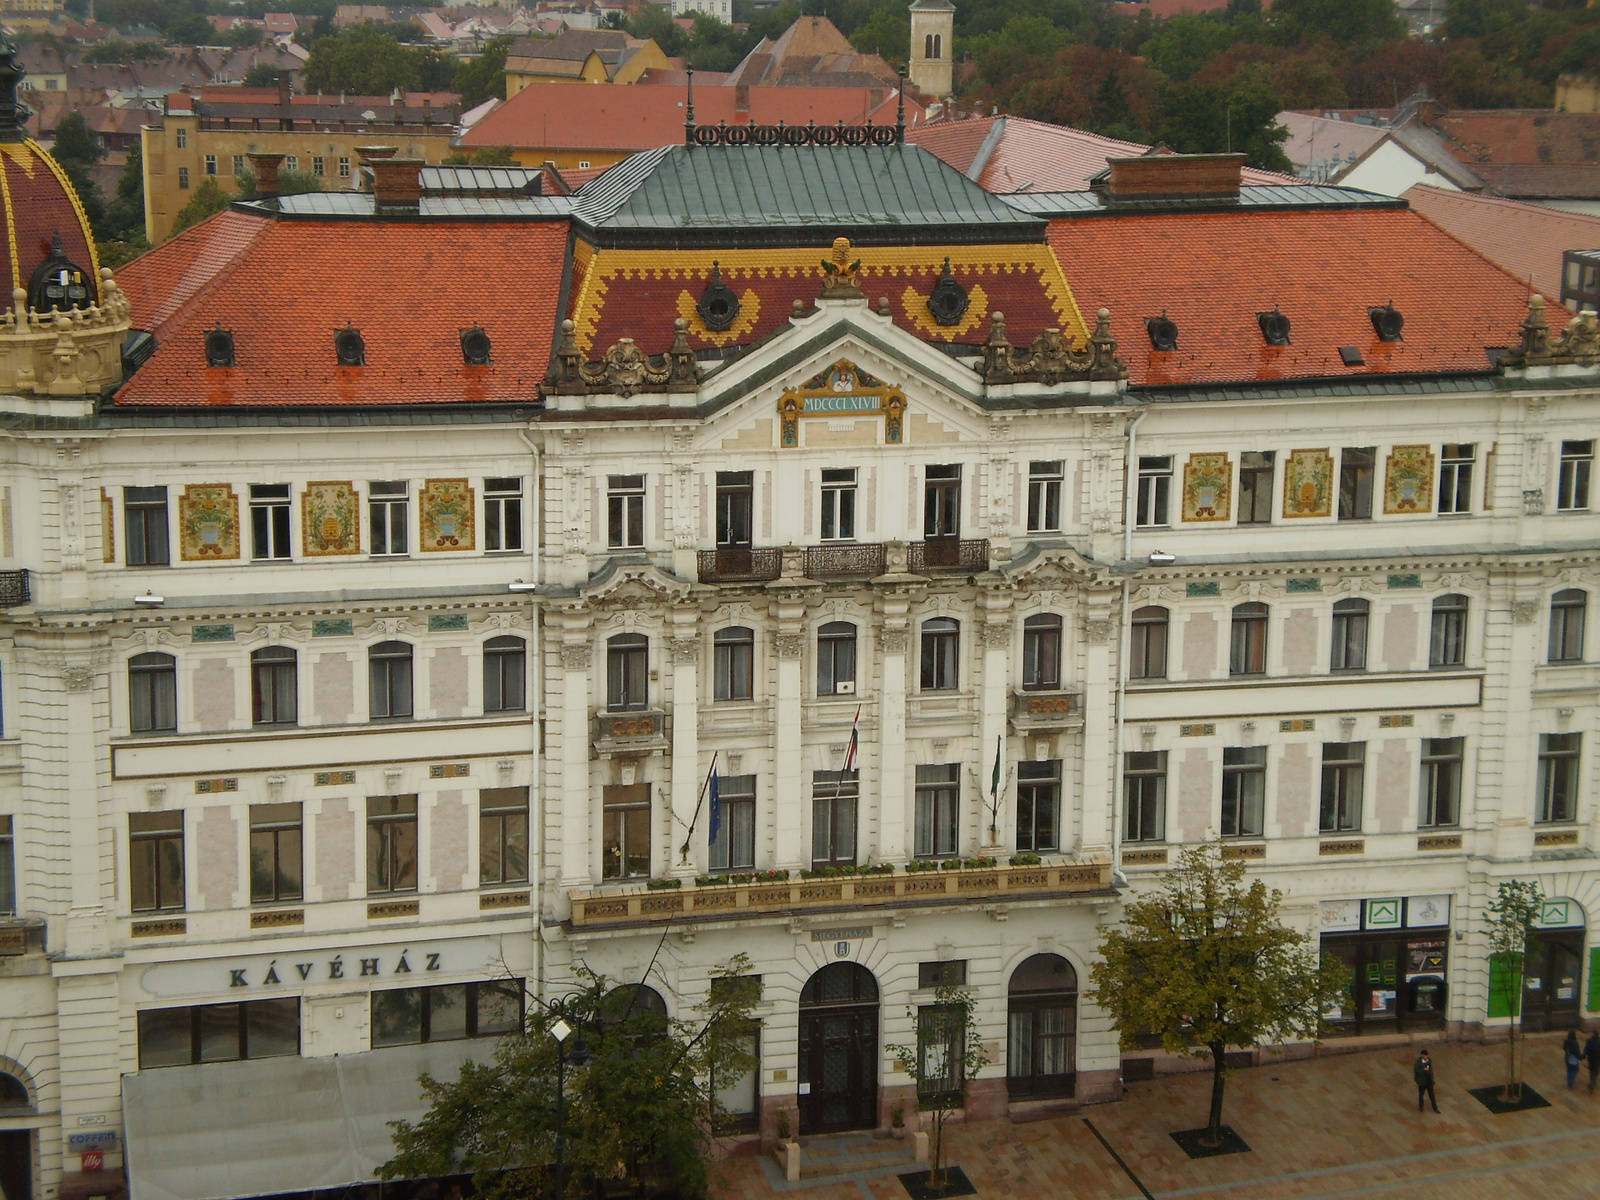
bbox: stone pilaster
[668,609,701,877]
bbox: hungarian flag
[842,703,862,772]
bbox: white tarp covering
[123,1042,492,1200]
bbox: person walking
[1564,1030,1583,1090]
[1585,1030,1600,1094]
[1414,1049,1440,1113]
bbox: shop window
[918,960,967,988]
[368,481,409,555]
[368,641,413,719]
[1430,594,1467,667]
[713,626,754,701]
[914,764,959,859]
[1319,742,1365,833]
[483,635,526,713]
[708,774,756,872]
[1136,456,1171,527]
[366,795,418,894]
[1338,447,1375,520]
[1549,589,1587,663]
[371,979,523,1048]
[1123,751,1166,842]
[811,770,857,868]
[1022,613,1061,690]
[129,651,177,733]
[821,468,857,540]
[479,787,529,886]
[1558,440,1592,511]
[137,998,300,1068]
[1420,738,1462,828]
[251,646,297,726]
[1437,444,1474,515]
[250,483,292,559]
[1016,760,1060,852]
[1229,602,1268,676]
[602,783,650,879]
[484,477,523,551]
[1220,746,1266,838]
[130,811,184,913]
[1330,598,1369,672]
[1237,451,1274,525]
[1538,733,1581,824]
[124,485,170,566]
[920,617,959,691]
[0,815,13,915]
[1130,606,1168,680]
[1027,461,1062,532]
[606,633,648,710]
[249,802,302,903]
[817,621,857,695]
[607,474,645,548]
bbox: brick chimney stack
[369,158,423,210]
[277,70,290,109]
[1105,152,1245,203]
[247,152,285,200]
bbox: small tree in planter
[1486,879,1545,1103]
[886,985,989,1194]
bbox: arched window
[129,652,177,734]
[368,641,413,720]
[0,1072,27,1108]
[713,626,753,702]
[483,635,526,712]
[1229,602,1268,676]
[607,634,648,710]
[920,617,959,691]
[1022,614,1061,690]
[599,984,669,1036]
[1550,589,1587,663]
[817,621,857,696]
[799,962,878,1008]
[251,646,297,726]
[1330,598,1369,672]
[1130,606,1168,680]
[1430,594,1468,667]
[1007,954,1077,1100]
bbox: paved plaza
[714,1034,1600,1200]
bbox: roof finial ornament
[819,236,863,300]
[684,64,695,146]
[0,41,31,144]
[896,67,907,145]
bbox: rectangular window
[371,979,523,1048]
[1330,601,1369,672]
[606,636,648,711]
[124,486,170,566]
[713,627,753,701]
[1130,607,1168,680]
[811,770,857,868]
[1558,440,1593,511]
[137,998,299,1068]
[1237,451,1274,525]
[130,654,178,733]
[249,803,302,904]
[339,156,351,178]
[602,783,650,879]
[1538,733,1581,823]
[284,156,298,172]
[1136,456,1172,527]
[820,468,857,540]
[479,787,529,886]
[924,464,961,539]
[484,637,525,712]
[1016,759,1060,852]
[1022,616,1061,690]
[366,795,418,894]
[1027,460,1063,533]
[715,471,753,547]
[915,1004,965,1099]
[232,154,244,176]
[130,811,184,912]
[1230,604,1268,676]
[1220,746,1266,838]
[607,474,644,548]
[484,477,523,552]
[1430,595,1467,667]
[914,763,959,859]
[178,166,189,189]
[250,483,292,560]
[1420,738,1463,828]
[312,156,325,176]
[712,1024,760,1133]
[175,128,187,149]
[1338,448,1375,520]
[368,481,408,555]
[1438,444,1474,515]
[918,960,968,988]
[817,623,856,695]
[708,773,756,872]
[0,815,14,915]
[1319,742,1365,833]
[204,154,217,175]
[920,619,959,691]
[1123,751,1166,842]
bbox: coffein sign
[137,935,505,999]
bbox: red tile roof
[2,140,102,307]
[1404,183,1600,301]
[1429,110,1600,199]
[1046,207,1532,386]
[114,216,567,406]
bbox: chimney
[1105,152,1244,203]
[355,143,399,191]
[247,151,285,199]
[735,83,749,115]
[422,96,430,127]
[277,70,290,109]
[370,157,423,209]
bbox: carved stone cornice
[544,318,702,396]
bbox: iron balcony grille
[804,543,886,579]
[697,547,782,584]
[908,539,990,573]
[0,570,28,607]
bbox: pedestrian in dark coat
[1564,1030,1582,1089]
[1414,1049,1440,1113]
[1585,1031,1600,1093]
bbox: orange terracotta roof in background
[1047,207,1532,387]
[114,217,567,406]
[1404,184,1600,301]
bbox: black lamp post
[550,1016,572,1200]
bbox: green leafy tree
[242,62,282,87]
[81,38,169,63]
[1443,0,1531,41]
[628,2,688,56]
[225,23,266,46]
[302,26,451,95]
[885,985,989,1195]
[104,141,146,240]
[441,146,516,166]
[380,962,759,1200]
[1268,0,1404,46]
[1090,843,1348,1148]
[1141,12,1237,82]
[234,168,324,199]
[167,176,230,236]
[165,12,217,44]
[1156,67,1291,173]
[49,111,109,236]
[1486,879,1544,1103]
[452,34,514,109]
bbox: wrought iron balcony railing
[697,546,782,584]
[804,543,886,578]
[908,539,989,573]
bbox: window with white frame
[820,468,856,540]
[368,481,408,555]
[484,477,523,551]
[1136,456,1171,527]
[607,474,644,548]
[250,484,292,560]
[1558,440,1592,511]
[1437,444,1474,515]
[1027,460,1063,532]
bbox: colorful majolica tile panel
[1281,448,1333,519]
[178,484,239,561]
[1384,444,1435,514]
[420,478,476,552]
[1181,453,1232,522]
[302,481,360,556]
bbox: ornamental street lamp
[550,1016,572,1200]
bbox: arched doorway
[798,962,878,1133]
[0,1072,31,1200]
[1007,953,1077,1099]
[1524,899,1586,1032]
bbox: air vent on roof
[927,258,970,326]
[1145,312,1178,352]
[1257,309,1292,347]
[1369,303,1404,342]
[204,325,235,367]
[1338,346,1365,366]
[461,326,491,365]
[697,262,740,332]
[335,324,365,367]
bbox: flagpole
[677,749,720,863]
[989,733,1003,842]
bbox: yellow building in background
[503,29,670,95]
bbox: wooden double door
[799,1005,878,1134]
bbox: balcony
[0,569,29,607]
[805,543,887,579]
[1010,688,1083,732]
[908,539,989,573]
[568,858,1114,927]
[697,546,782,584]
[594,708,669,756]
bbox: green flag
[990,735,1002,799]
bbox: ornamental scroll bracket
[545,318,702,397]
[778,359,905,449]
[978,307,1127,385]
[1501,293,1600,367]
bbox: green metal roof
[571,144,1044,246]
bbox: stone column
[1484,571,1542,861]
[770,625,805,870]
[1077,590,1121,857]
[875,598,912,862]
[976,583,1014,852]
[555,608,594,889]
[668,607,702,878]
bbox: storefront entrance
[1522,928,1585,1033]
[1322,933,1448,1035]
[798,962,878,1134]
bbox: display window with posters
[1319,896,1450,1035]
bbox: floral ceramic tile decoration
[1181,452,1232,522]
[302,481,360,555]
[421,478,476,551]
[1384,445,1436,514]
[178,484,239,560]
[1281,448,1333,519]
